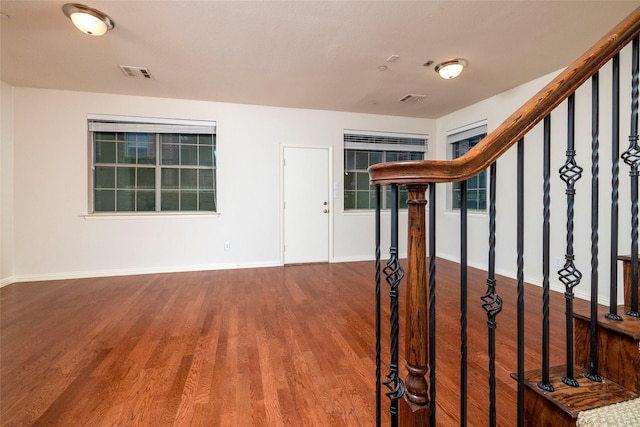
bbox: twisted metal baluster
[607,53,623,322]
[428,183,437,427]
[558,93,583,388]
[586,72,604,383]
[623,35,640,318]
[515,139,526,427]
[375,184,382,427]
[460,180,468,427]
[538,117,555,392]
[481,162,503,427]
[383,184,405,426]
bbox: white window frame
[87,114,217,216]
[446,120,488,212]
[343,129,428,211]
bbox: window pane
[181,169,197,189]
[369,151,383,165]
[95,132,115,141]
[94,190,115,211]
[161,191,179,211]
[117,167,135,189]
[199,169,214,189]
[118,141,137,164]
[95,167,115,188]
[161,133,179,144]
[344,191,355,209]
[138,168,155,189]
[344,172,355,190]
[161,168,179,189]
[95,141,116,163]
[410,152,423,160]
[199,135,213,145]
[355,151,369,169]
[199,191,216,211]
[180,134,197,145]
[138,141,156,164]
[199,146,213,167]
[181,145,198,166]
[345,151,356,170]
[356,191,370,209]
[181,191,197,210]
[137,191,156,211]
[117,190,135,212]
[399,188,409,209]
[356,172,370,191]
[162,144,180,165]
[386,152,397,162]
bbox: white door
[283,146,330,264]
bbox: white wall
[433,46,633,304]
[9,87,434,281]
[1,81,15,284]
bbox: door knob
[323,209,329,213]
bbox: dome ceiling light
[434,58,468,79]
[62,3,114,36]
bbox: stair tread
[574,304,640,340]
[517,365,639,418]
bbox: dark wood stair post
[399,184,431,426]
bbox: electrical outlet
[224,242,231,251]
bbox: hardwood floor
[1,259,573,426]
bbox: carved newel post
[400,184,430,426]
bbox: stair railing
[372,7,640,427]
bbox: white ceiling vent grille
[398,93,426,103]
[119,65,153,79]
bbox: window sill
[82,212,221,220]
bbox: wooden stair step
[574,304,640,393]
[518,365,639,427]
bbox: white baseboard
[331,253,407,264]
[10,261,282,284]
[0,276,15,288]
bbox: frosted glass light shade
[435,59,468,79]
[63,4,114,36]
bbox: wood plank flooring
[1,259,573,426]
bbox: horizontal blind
[88,114,216,134]
[344,129,428,152]
[446,120,487,144]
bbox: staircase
[522,256,640,426]
[369,6,640,427]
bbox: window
[448,122,487,211]
[89,116,216,213]
[343,130,428,210]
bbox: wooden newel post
[400,184,431,426]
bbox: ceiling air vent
[398,93,426,103]
[119,65,153,79]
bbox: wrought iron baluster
[460,179,468,427]
[375,184,381,427]
[538,117,555,393]
[481,162,503,427]
[428,183,437,427]
[586,73,604,382]
[623,35,640,318]
[607,53,623,322]
[516,139,526,427]
[558,93,583,388]
[383,184,405,426]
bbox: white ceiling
[1,1,638,118]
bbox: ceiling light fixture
[434,58,468,79]
[62,3,114,36]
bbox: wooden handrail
[369,7,640,185]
